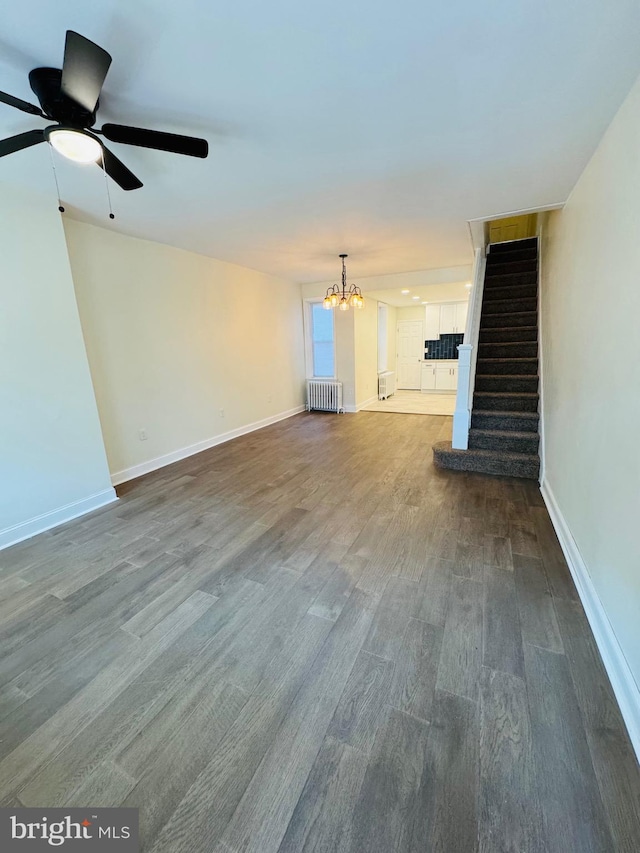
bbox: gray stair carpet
[433,237,541,480]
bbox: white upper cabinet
[438,303,457,335]
[424,304,441,340]
[456,301,468,335]
[425,301,468,338]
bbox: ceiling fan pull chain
[100,153,115,219]
[47,143,65,213]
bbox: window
[309,302,335,377]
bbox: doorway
[396,320,423,389]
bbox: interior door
[396,320,423,389]
[488,214,537,244]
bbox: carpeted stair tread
[484,270,538,287]
[469,428,540,454]
[433,441,540,480]
[472,410,539,433]
[479,327,538,343]
[489,238,537,253]
[481,311,537,328]
[473,391,538,412]
[474,374,538,393]
[482,297,538,315]
[478,341,538,359]
[486,248,537,264]
[483,283,537,301]
[476,357,538,375]
[482,259,537,276]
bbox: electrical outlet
[139,429,148,441]
[219,409,225,418]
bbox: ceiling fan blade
[0,129,45,158]
[61,30,112,113]
[101,123,208,158]
[99,144,143,191]
[0,90,44,117]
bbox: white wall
[540,74,640,705]
[354,302,378,407]
[0,185,115,548]
[340,266,472,293]
[396,305,426,323]
[65,220,305,483]
[386,304,397,377]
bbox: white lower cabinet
[421,364,437,390]
[421,361,458,392]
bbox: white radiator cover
[306,380,344,413]
[378,371,396,400]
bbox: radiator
[307,380,344,413]
[378,371,396,400]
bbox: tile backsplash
[424,332,464,360]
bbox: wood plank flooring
[1,411,639,851]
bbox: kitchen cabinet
[455,302,468,334]
[435,363,457,390]
[425,301,468,338]
[424,304,441,340]
[421,360,458,392]
[438,301,468,335]
[421,363,437,390]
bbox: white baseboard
[357,395,379,411]
[541,479,640,762]
[343,395,379,414]
[0,488,118,551]
[111,405,306,486]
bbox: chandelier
[323,254,364,311]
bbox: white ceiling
[368,282,471,309]
[2,1,640,282]
[303,264,473,306]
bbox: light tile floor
[362,390,455,416]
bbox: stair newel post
[453,344,473,449]
[452,247,486,450]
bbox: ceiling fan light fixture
[48,128,101,163]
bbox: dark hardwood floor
[1,411,638,851]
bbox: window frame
[303,298,337,380]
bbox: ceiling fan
[0,30,208,191]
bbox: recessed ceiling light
[401,289,410,294]
[465,282,473,289]
[421,301,429,304]
[412,296,420,300]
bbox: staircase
[433,237,540,480]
